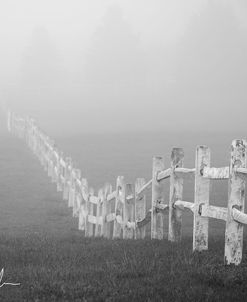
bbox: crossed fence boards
[8,111,247,265]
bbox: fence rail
[7,110,247,265]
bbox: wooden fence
[7,110,247,265]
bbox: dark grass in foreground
[1,234,247,301]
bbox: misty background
[0,0,247,136]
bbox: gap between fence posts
[124,183,135,239]
[224,139,247,265]
[193,146,210,251]
[135,178,146,239]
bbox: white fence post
[72,169,81,217]
[95,189,103,237]
[225,139,247,265]
[63,157,72,200]
[102,183,112,239]
[113,176,125,239]
[85,187,94,237]
[78,178,88,231]
[193,146,210,251]
[151,157,166,239]
[68,169,78,208]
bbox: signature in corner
[0,268,20,288]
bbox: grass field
[1,135,247,301]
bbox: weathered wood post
[169,148,184,242]
[74,190,81,218]
[63,157,72,200]
[68,169,80,208]
[193,146,210,251]
[113,176,125,239]
[78,178,88,231]
[102,183,112,238]
[95,189,104,237]
[151,157,166,239]
[123,183,135,239]
[72,169,81,217]
[68,186,74,208]
[135,178,147,239]
[73,180,81,218]
[85,187,95,237]
[225,139,247,265]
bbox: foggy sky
[0,0,247,135]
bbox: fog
[0,0,247,135]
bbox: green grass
[1,136,247,301]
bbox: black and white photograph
[0,0,247,301]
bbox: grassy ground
[1,135,247,301]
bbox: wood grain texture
[174,200,195,212]
[78,178,88,231]
[113,176,125,239]
[151,157,166,240]
[72,170,81,217]
[200,205,227,221]
[62,157,72,201]
[95,189,103,237]
[135,179,152,196]
[85,187,94,237]
[193,146,210,251]
[225,139,247,265]
[203,166,229,179]
[102,183,112,238]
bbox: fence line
[7,110,247,265]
